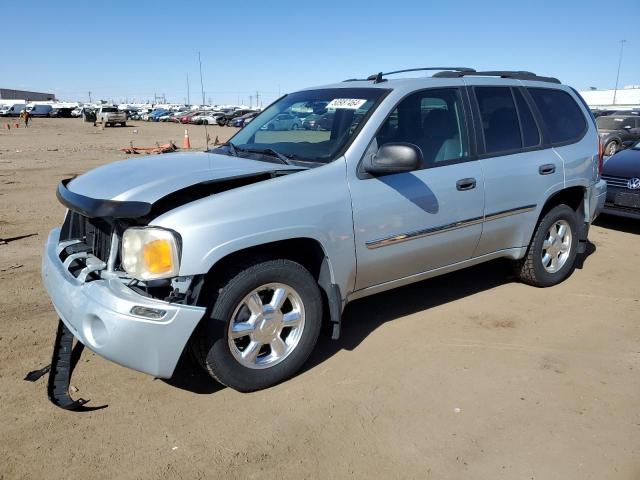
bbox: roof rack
[432,70,561,84]
[344,67,476,84]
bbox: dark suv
[596,113,640,156]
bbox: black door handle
[539,164,556,175]
[456,178,476,191]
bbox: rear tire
[191,259,322,392]
[514,204,579,287]
[604,140,619,156]
[121,122,126,127]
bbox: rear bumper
[589,179,607,222]
[41,228,206,378]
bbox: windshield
[226,88,388,163]
[597,116,634,130]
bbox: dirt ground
[1,118,639,479]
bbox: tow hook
[24,319,106,411]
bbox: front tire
[514,204,579,287]
[191,259,323,392]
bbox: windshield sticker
[326,98,367,110]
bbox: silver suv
[42,68,606,397]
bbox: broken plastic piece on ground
[24,364,51,382]
[46,319,107,411]
[119,141,177,155]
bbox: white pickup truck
[95,106,127,127]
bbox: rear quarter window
[527,88,587,144]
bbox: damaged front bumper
[41,227,206,378]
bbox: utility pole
[88,91,92,103]
[256,91,260,108]
[186,73,190,105]
[613,39,626,105]
[249,95,253,108]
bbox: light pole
[612,39,626,105]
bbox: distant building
[0,88,55,102]
[578,86,640,110]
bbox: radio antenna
[198,51,209,150]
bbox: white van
[25,104,53,117]
[0,102,27,117]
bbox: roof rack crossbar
[432,70,561,84]
[344,67,476,83]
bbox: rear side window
[475,87,521,153]
[513,89,540,147]
[528,88,587,144]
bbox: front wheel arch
[191,237,343,338]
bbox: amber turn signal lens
[142,239,174,274]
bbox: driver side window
[376,88,469,168]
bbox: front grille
[60,211,113,262]
[601,175,629,188]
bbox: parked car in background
[180,111,206,124]
[601,140,640,219]
[301,113,322,130]
[95,106,127,127]
[261,112,302,130]
[169,111,194,123]
[191,112,225,125]
[0,102,27,116]
[230,111,259,128]
[50,107,74,118]
[82,107,97,123]
[71,107,84,117]
[218,109,255,126]
[42,68,605,399]
[597,114,640,156]
[591,109,616,118]
[25,104,53,117]
[147,109,170,122]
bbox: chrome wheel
[541,219,572,273]
[605,142,617,156]
[227,283,305,369]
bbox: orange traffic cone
[183,129,191,149]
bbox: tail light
[597,137,604,177]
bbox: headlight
[121,227,180,280]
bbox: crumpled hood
[68,152,298,203]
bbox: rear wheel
[604,140,619,156]
[121,122,126,127]
[514,204,579,287]
[191,259,322,392]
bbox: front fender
[151,159,357,296]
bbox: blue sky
[2,0,639,104]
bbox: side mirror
[364,143,423,176]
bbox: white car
[191,112,225,125]
[262,113,302,131]
[71,107,83,118]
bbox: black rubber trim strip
[57,178,152,219]
[46,319,106,411]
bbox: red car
[180,111,206,124]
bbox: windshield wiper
[243,147,294,165]
[224,142,238,156]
